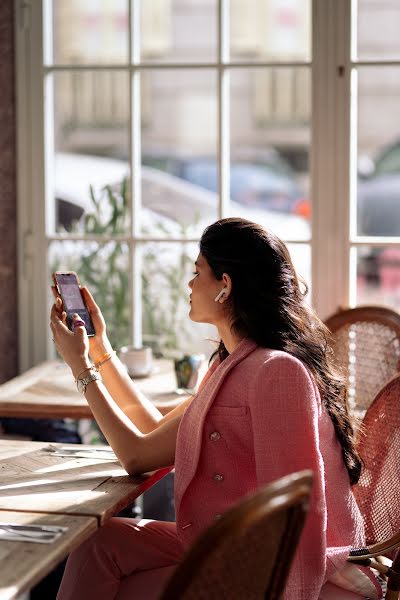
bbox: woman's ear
[218,273,232,303]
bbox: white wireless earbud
[214,287,228,302]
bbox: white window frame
[15,0,355,372]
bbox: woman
[52,218,379,600]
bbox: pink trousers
[56,518,185,600]
[56,516,379,600]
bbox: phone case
[52,271,95,336]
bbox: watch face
[77,370,100,394]
[77,377,87,394]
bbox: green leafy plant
[51,177,197,355]
[79,180,130,350]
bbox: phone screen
[54,272,95,336]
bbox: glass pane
[357,0,400,61]
[141,0,217,64]
[52,71,130,233]
[230,68,311,241]
[356,246,400,308]
[52,0,129,65]
[141,242,217,357]
[141,70,218,237]
[357,67,400,237]
[48,241,130,349]
[230,0,311,63]
[287,242,311,295]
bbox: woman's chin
[189,307,204,323]
[189,309,198,322]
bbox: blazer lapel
[174,338,257,513]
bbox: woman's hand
[51,286,113,362]
[50,305,91,378]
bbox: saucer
[128,366,159,379]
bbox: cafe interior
[1,1,400,599]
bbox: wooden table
[0,511,96,600]
[0,440,170,600]
[0,359,184,419]
[0,440,171,524]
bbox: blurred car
[358,140,400,236]
[55,152,310,241]
[357,141,400,296]
[142,151,310,219]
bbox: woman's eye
[192,271,199,276]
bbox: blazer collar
[175,338,258,513]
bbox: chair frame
[325,305,400,419]
[325,306,400,338]
[161,470,313,600]
[347,373,400,600]
[348,535,400,600]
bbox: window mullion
[334,0,352,311]
[218,0,230,219]
[311,0,351,319]
[17,0,49,370]
[130,0,142,346]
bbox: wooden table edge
[0,404,93,419]
[0,513,98,600]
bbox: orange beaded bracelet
[94,351,115,370]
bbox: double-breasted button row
[209,431,221,441]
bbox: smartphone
[52,271,96,336]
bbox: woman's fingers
[50,303,60,324]
[81,287,105,332]
[71,313,88,341]
[50,304,69,333]
[81,287,98,311]
[71,313,85,331]
[51,288,64,318]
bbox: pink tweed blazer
[174,338,365,600]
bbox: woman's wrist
[71,359,92,380]
[89,337,113,363]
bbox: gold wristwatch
[76,368,101,394]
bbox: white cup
[119,345,153,378]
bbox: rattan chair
[348,374,400,599]
[160,470,313,600]
[325,306,400,417]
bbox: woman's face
[188,253,226,324]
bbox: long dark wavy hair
[200,217,362,485]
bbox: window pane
[52,0,129,65]
[230,0,311,63]
[141,70,218,237]
[140,0,217,64]
[48,241,130,349]
[52,71,130,233]
[287,242,311,294]
[357,67,400,237]
[230,68,311,241]
[141,242,217,357]
[357,0,400,61]
[357,246,400,308]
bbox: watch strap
[76,368,101,394]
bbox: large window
[353,0,400,307]
[16,0,400,370]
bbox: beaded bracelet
[94,350,115,370]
